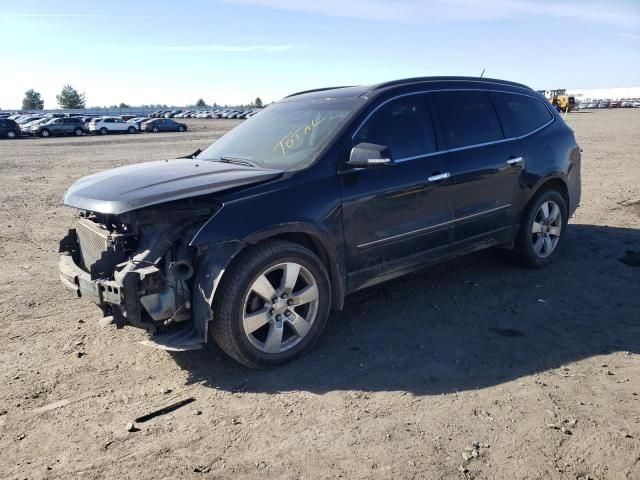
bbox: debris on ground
[134,397,196,423]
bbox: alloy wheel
[531,200,562,258]
[242,262,319,354]
[7,130,16,139]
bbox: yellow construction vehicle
[538,89,576,112]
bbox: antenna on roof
[480,68,485,78]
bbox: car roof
[284,76,533,101]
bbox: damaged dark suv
[59,77,581,368]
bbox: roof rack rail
[372,76,531,91]
[285,86,354,98]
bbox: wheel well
[259,232,344,311]
[532,178,569,208]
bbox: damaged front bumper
[58,222,245,351]
[59,251,123,306]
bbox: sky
[0,0,639,109]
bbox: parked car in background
[16,115,44,125]
[0,118,20,139]
[120,115,138,121]
[126,117,150,128]
[140,118,187,132]
[164,110,182,118]
[82,116,102,124]
[31,117,86,137]
[21,117,50,135]
[597,101,610,108]
[89,117,138,135]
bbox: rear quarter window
[489,92,553,137]
[433,91,504,149]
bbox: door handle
[427,172,451,182]
[506,157,524,166]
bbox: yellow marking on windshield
[273,117,325,156]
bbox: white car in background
[89,117,138,135]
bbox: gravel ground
[0,112,639,480]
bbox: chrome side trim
[357,220,453,249]
[454,204,511,223]
[356,204,512,249]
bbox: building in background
[566,87,640,102]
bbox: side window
[490,92,553,137]
[355,94,437,159]
[433,91,503,149]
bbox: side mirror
[348,143,394,168]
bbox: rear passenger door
[432,90,524,251]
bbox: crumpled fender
[191,240,246,342]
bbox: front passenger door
[339,93,453,288]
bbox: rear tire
[74,128,83,136]
[40,129,50,138]
[515,189,568,268]
[99,127,108,135]
[177,125,185,132]
[7,130,17,139]
[128,126,136,134]
[211,240,331,369]
[152,126,159,133]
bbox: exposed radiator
[75,218,127,278]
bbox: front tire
[515,189,568,268]
[7,130,17,139]
[177,125,185,132]
[74,128,83,136]
[211,240,331,369]
[128,126,136,134]
[40,129,50,138]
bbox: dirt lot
[0,112,639,480]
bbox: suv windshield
[197,97,364,170]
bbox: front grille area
[76,218,128,279]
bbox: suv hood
[63,158,283,214]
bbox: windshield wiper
[216,156,259,168]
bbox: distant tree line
[18,88,266,111]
